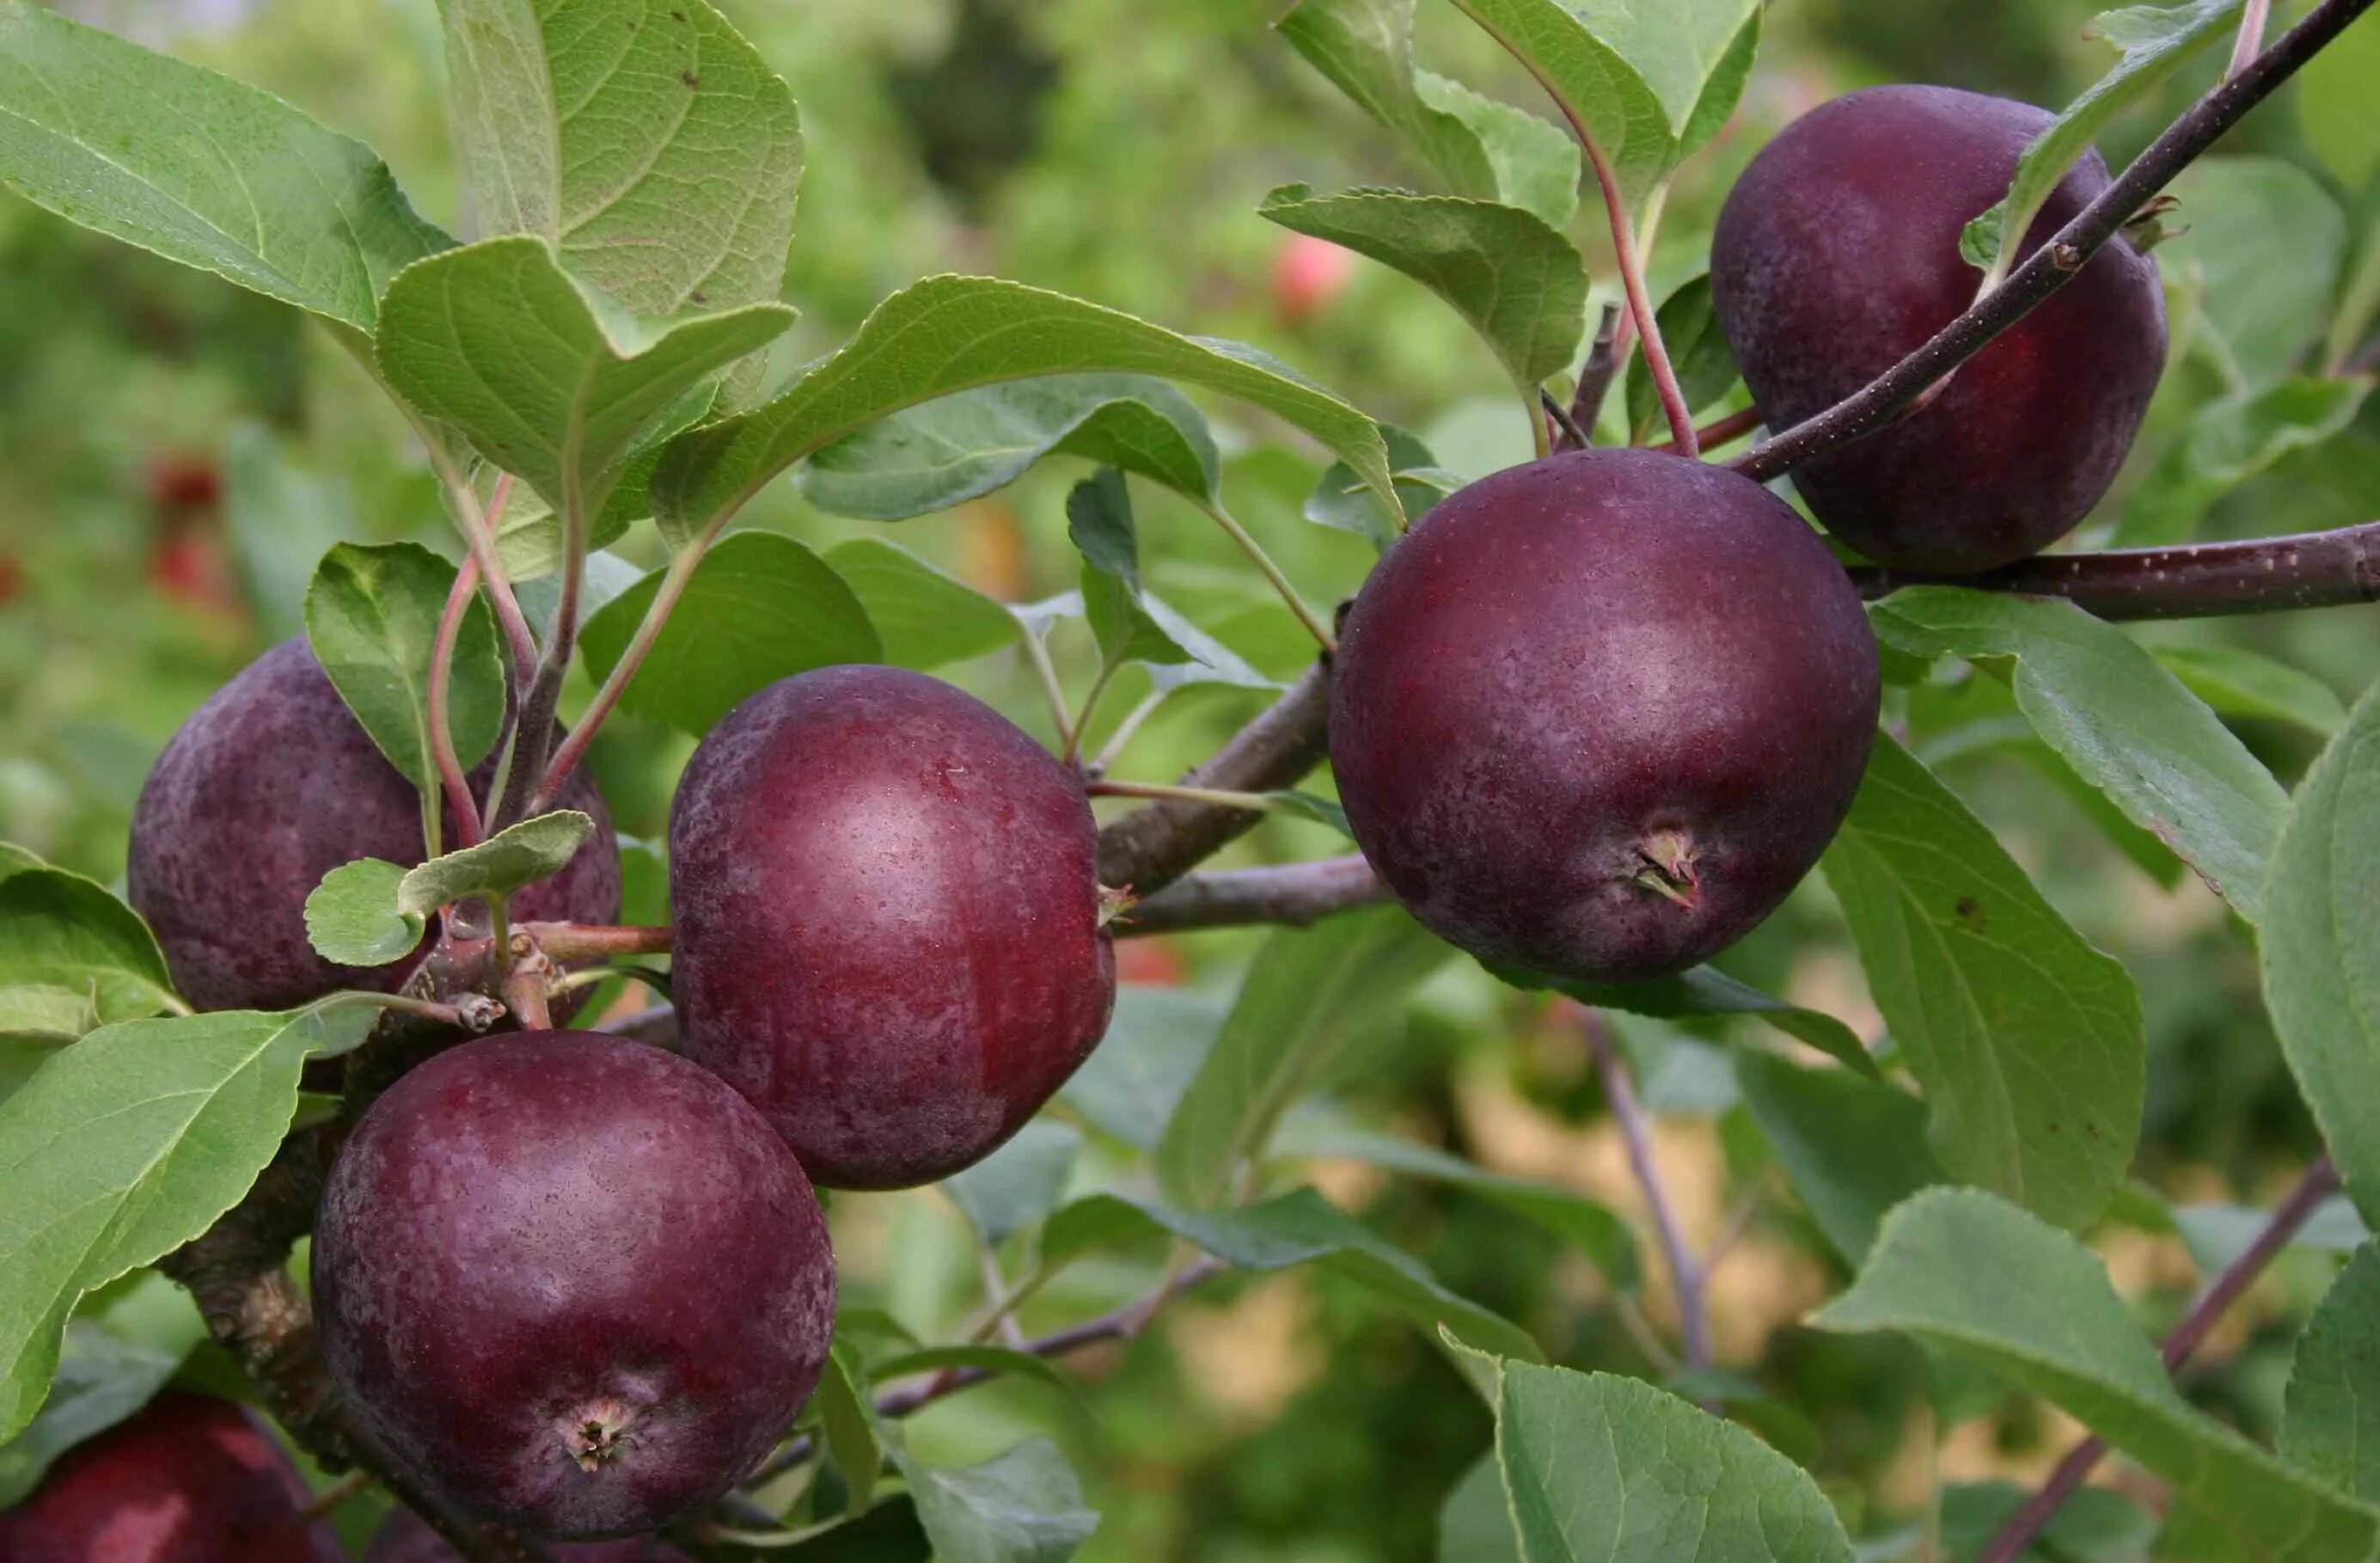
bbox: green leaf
[801,375,1220,520]
[2116,377,2373,548]
[1623,275,1739,443]
[2170,1197,2367,1278]
[2168,157,2348,391]
[0,2,450,331]
[1059,986,1229,1153]
[0,869,178,1028]
[1274,1111,1639,1288]
[1276,0,1578,225]
[376,236,795,519]
[651,276,1397,550]
[1819,1188,2380,1560]
[1961,0,2242,287]
[302,859,423,967]
[2282,1242,2380,1504]
[1258,185,1588,394]
[434,0,803,404]
[1305,425,1459,549]
[223,425,356,643]
[305,542,506,789]
[1438,1452,1522,1563]
[2262,676,2380,1229]
[396,811,595,916]
[1263,792,1355,838]
[1939,1481,2161,1563]
[1067,468,1143,593]
[1873,589,2288,919]
[0,1277,205,1509]
[2297,9,2380,190]
[1820,735,2144,1229]
[2157,645,2350,739]
[1043,1189,1542,1363]
[1158,907,1454,1208]
[494,431,702,581]
[1735,1052,1944,1267]
[0,992,96,1049]
[0,1006,373,1440]
[1442,0,1759,217]
[1500,964,1878,1082]
[823,540,1021,672]
[942,1122,1080,1250]
[1494,1363,1851,1563]
[579,531,884,737]
[896,1437,1098,1563]
[817,1341,880,1518]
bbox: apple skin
[1329,447,1880,983]
[313,1031,835,1539]
[366,1506,693,1562]
[0,1391,344,1563]
[1710,83,2168,573]
[669,665,1117,1191]
[1274,231,1356,324]
[127,638,621,1013]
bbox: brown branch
[1582,1009,1710,1371]
[1559,303,1624,451]
[1854,518,2380,619]
[1096,661,1335,895]
[1976,1156,2342,1563]
[517,922,673,961]
[1733,0,2377,486]
[1118,855,1386,935]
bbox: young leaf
[434,0,803,404]
[2281,1242,2380,1503]
[1735,1051,1945,1266]
[0,2,450,331]
[1821,735,2144,1230]
[1158,907,1453,1208]
[302,859,423,967]
[1067,468,1143,592]
[1818,1189,2380,1559]
[1043,1188,1542,1363]
[2117,377,2372,548]
[816,1341,880,1518]
[1873,588,2288,919]
[1274,1110,1641,1288]
[1499,963,1877,1082]
[1961,0,2244,286]
[895,1437,1098,1563]
[649,276,1398,550]
[2156,644,2349,738]
[1306,426,1465,549]
[1622,276,1740,442]
[578,531,884,737]
[2262,677,2380,1229]
[1258,185,1588,395]
[824,539,1022,672]
[1276,0,1578,225]
[305,542,506,788]
[0,868,178,1027]
[395,811,595,916]
[0,1006,373,1440]
[941,1121,1081,1251]
[375,236,796,519]
[801,375,1220,520]
[1494,1364,1852,1563]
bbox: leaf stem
[535,542,706,810]
[1582,1007,1710,1371]
[418,427,538,684]
[1975,1155,2341,1563]
[1021,627,1079,755]
[1195,498,1337,653]
[1064,659,1123,769]
[2228,0,2273,78]
[1086,779,1284,812]
[1734,0,2377,484]
[430,555,486,850]
[1086,690,1169,779]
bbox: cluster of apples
[7,82,2166,1557]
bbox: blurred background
[3,1,2376,1557]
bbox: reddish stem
[2228,0,2273,78]
[430,556,486,849]
[1652,404,1763,457]
[1579,141,1697,455]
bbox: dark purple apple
[313,1032,834,1538]
[669,665,1117,1190]
[0,1391,343,1563]
[1710,83,2167,573]
[1330,447,1879,982]
[127,637,621,1013]
[366,1505,692,1562]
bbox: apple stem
[1976,1155,2341,1563]
[429,555,487,851]
[1085,690,1169,779]
[1735,0,2375,487]
[1197,498,1338,652]
[1650,404,1763,457]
